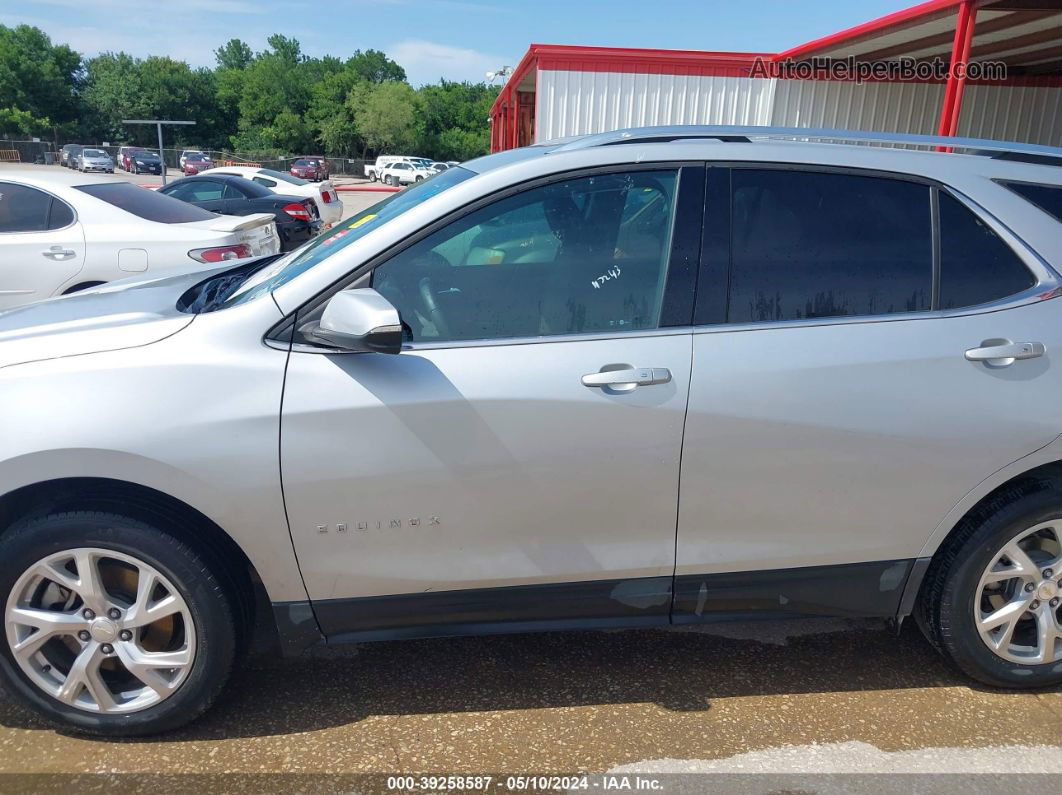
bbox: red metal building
[490,0,1062,151]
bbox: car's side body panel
[0,297,309,603]
[676,297,1062,578]
[280,332,694,603]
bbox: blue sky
[10,1,917,85]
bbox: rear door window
[728,169,933,323]
[938,192,1035,309]
[76,182,216,223]
[0,183,54,233]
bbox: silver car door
[0,182,85,308]
[675,166,1062,621]
[281,165,703,639]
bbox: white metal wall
[536,70,776,141]
[957,84,1062,147]
[768,79,945,135]
[536,69,1062,147]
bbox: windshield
[188,154,209,161]
[138,152,160,161]
[184,165,475,312]
[83,149,105,158]
[260,168,307,185]
[294,159,314,166]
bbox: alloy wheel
[5,547,196,714]
[975,520,1062,664]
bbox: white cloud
[387,39,516,86]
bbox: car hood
[0,265,234,370]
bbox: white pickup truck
[364,155,436,182]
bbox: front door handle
[582,366,672,389]
[41,246,76,261]
[965,340,1045,365]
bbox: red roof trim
[528,43,772,63]
[776,0,962,60]
[489,45,539,116]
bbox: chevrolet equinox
[3,126,1062,735]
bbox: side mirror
[305,288,403,354]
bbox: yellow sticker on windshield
[351,213,377,229]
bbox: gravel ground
[1,618,1060,789]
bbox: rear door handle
[41,246,76,261]
[965,341,1045,364]
[582,367,672,388]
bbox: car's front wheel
[919,484,1062,688]
[0,512,237,736]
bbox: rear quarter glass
[1002,181,1062,223]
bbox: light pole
[121,119,195,186]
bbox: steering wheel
[417,275,453,340]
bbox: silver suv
[3,126,1062,736]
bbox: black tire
[917,483,1062,688]
[0,512,238,736]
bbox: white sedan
[0,170,280,310]
[197,166,343,227]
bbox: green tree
[349,81,420,154]
[81,54,221,147]
[416,80,498,160]
[214,38,253,71]
[346,49,406,84]
[235,35,310,147]
[79,52,141,142]
[262,109,311,151]
[0,25,81,138]
[306,67,362,156]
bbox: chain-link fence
[0,139,375,178]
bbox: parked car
[0,170,279,311]
[363,155,414,181]
[129,151,163,175]
[182,153,214,176]
[61,145,83,169]
[158,174,321,251]
[430,161,450,173]
[75,148,114,174]
[179,150,207,170]
[59,144,82,169]
[196,165,342,227]
[116,146,145,172]
[289,156,328,182]
[378,160,434,186]
[6,125,1062,738]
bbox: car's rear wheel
[0,512,237,736]
[918,484,1062,688]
